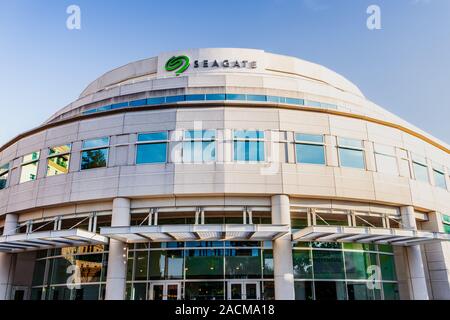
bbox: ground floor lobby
[26,240,399,300]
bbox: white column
[0,214,18,300]
[105,198,131,300]
[400,206,430,300]
[271,195,295,300]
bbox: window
[374,144,398,175]
[398,149,412,178]
[295,133,325,165]
[432,164,447,189]
[233,130,265,162]
[442,215,450,234]
[0,163,9,189]
[136,132,168,164]
[20,152,40,183]
[337,137,365,169]
[81,137,109,170]
[47,144,71,176]
[412,154,429,183]
[183,130,215,163]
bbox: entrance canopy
[0,229,109,253]
[292,225,450,246]
[100,224,290,243]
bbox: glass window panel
[82,137,109,149]
[413,162,429,182]
[305,100,321,107]
[293,250,313,279]
[167,250,184,279]
[97,105,111,112]
[183,141,215,163]
[137,132,168,142]
[49,144,71,156]
[185,249,224,279]
[291,218,308,229]
[347,282,375,300]
[312,250,345,279]
[47,154,70,176]
[205,94,226,100]
[133,251,148,281]
[136,143,167,164]
[50,257,73,285]
[443,214,450,224]
[433,169,447,189]
[75,254,103,283]
[83,109,97,115]
[263,250,273,278]
[73,285,100,300]
[234,141,264,161]
[344,252,376,280]
[266,96,280,103]
[20,162,38,183]
[246,94,266,102]
[311,242,342,249]
[23,152,40,163]
[314,281,347,300]
[130,98,147,107]
[262,281,275,300]
[377,244,393,253]
[147,97,165,105]
[185,281,224,300]
[0,171,8,189]
[111,102,128,109]
[382,283,399,300]
[294,281,314,300]
[32,260,46,286]
[81,148,108,170]
[48,286,72,300]
[166,95,185,103]
[225,249,261,279]
[338,137,363,148]
[285,97,304,105]
[296,144,325,165]
[149,250,165,280]
[226,94,246,100]
[339,148,365,169]
[379,254,396,281]
[30,288,44,300]
[375,153,398,175]
[295,133,324,143]
[0,163,9,175]
[234,130,264,139]
[185,94,206,101]
[131,283,147,300]
[443,224,450,234]
[321,103,337,109]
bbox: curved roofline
[78,47,365,99]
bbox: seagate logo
[165,55,190,76]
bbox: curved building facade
[0,48,449,300]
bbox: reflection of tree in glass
[82,149,107,169]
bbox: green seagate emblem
[165,55,190,76]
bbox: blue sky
[0,0,449,145]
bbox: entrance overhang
[100,224,290,243]
[292,225,450,246]
[0,229,109,253]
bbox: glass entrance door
[227,281,260,300]
[149,282,181,300]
